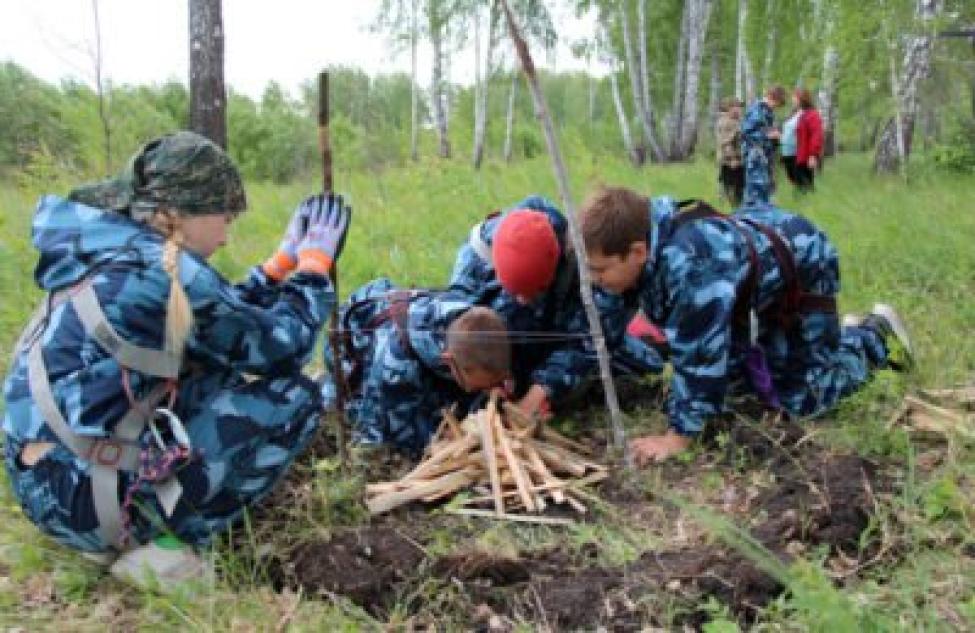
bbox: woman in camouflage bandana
[3,131,351,589]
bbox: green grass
[1,151,973,629]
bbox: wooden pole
[498,0,628,462]
[319,70,348,467]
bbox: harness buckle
[90,440,124,467]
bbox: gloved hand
[262,195,316,281]
[296,193,352,276]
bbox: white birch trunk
[708,27,721,146]
[760,0,776,90]
[473,4,497,169]
[818,45,838,156]
[619,1,647,163]
[610,64,641,166]
[410,0,419,161]
[430,11,450,158]
[503,68,518,162]
[735,0,747,100]
[637,0,651,136]
[472,8,484,167]
[674,0,714,159]
[91,0,112,173]
[668,2,690,157]
[874,0,942,173]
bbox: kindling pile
[365,396,608,524]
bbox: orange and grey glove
[295,193,352,276]
[262,195,316,281]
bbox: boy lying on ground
[324,278,510,457]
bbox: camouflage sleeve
[183,258,335,375]
[232,265,284,308]
[448,242,498,304]
[740,104,768,148]
[528,288,632,401]
[661,251,737,437]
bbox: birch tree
[816,0,839,157]
[735,0,756,101]
[90,0,111,173]
[874,0,944,173]
[429,0,452,158]
[472,1,499,169]
[668,0,715,159]
[188,0,227,148]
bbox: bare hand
[808,156,819,170]
[516,384,552,421]
[629,430,692,466]
[767,129,781,140]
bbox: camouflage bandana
[68,131,247,219]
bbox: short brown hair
[795,88,814,110]
[446,307,510,374]
[578,186,650,257]
[767,84,787,105]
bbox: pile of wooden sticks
[366,396,607,523]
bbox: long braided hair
[148,209,194,356]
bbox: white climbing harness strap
[469,222,493,266]
[23,280,183,550]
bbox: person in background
[794,88,824,194]
[780,102,801,189]
[741,85,788,205]
[2,131,351,590]
[716,97,746,207]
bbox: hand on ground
[629,430,692,466]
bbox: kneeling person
[325,279,510,457]
[577,187,913,464]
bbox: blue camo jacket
[741,100,776,162]
[448,195,658,401]
[337,278,477,456]
[3,196,334,459]
[639,199,840,436]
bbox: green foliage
[931,119,975,174]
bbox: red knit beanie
[492,209,561,299]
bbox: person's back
[716,109,743,168]
[330,278,510,456]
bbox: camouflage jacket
[638,198,840,436]
[716,112,743,167]
[3,196,334,453]
[448,195,658,401]
[741,100,776,161]
[337,278,477,456]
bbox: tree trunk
[618,2,647,162]
[735,0,746,100]
[430,10,451,159]
[472,8,484,167]
[609,65,642,166]
[473,4,498,169]
[91,0,111,174]
[818,45,839,156]
[708,25,721,147]
[503,69,518,162]
[410,0,419,161]
[668,2,689,157]
[874,0,942,174]
[637,0,657,154]
[760,0,776,90]
[189,0,227,149]
[672,0,714,159]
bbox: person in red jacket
[794,88,823,193]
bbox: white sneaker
[109,539,212,593]
[841,313,864,328]
[863,303,915,369]
[80,551,117,566]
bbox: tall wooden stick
[319,70,348,467]
[498,0,627,460]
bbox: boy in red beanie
[449,195,663,419]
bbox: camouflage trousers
[5,370,321,552]
[742,147,774,206]
[731,312,889,417]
